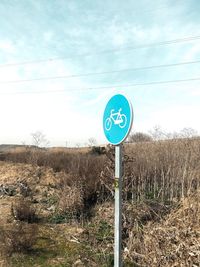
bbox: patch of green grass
[96,221,113,242]
[10,248,58,267]
[95,252,114,267]
[8,224,97,267]
[5,221,137,267]
[48,213,68,224]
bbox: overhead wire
[1,76,200,95]
[0,34,200,68]
[0,59,200,84]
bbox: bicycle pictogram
[105,108,127,131]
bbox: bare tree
[149,125,168,140]
[31,131,49,147]
[128,132,152,143]
[88,137,97,147]
[179,127,198,138]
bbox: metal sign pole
[114,144,122,267]
[103,94,133,267]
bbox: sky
[0,0,200,147]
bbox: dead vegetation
[11,198,38,223]
[0,137,199,266]
[125,190,200,266]
[0,222,38,256]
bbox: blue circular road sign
[103,94,133,145]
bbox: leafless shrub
[57,184,84,221]
[0,222,38,256]
[55,154,105,220]
[128,132,153,143]
[11,198,38,223]
[123,138,200,203]
[2,137,200,206]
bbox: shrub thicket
[124,138,200,203]
[1,138,200,205]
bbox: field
[0,138,199,266]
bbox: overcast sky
[0,0,200,146]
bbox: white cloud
[0,66,20,83]
[138,104,200,133]
[182,43,200,61]
[82,89,116,107]
[190,88,200,96]
[0,40,16,54]
[108,21,148,47]
[43,31,54,42]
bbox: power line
[1,59,200,84]
[1,34,200,68]
[1,76,200,95]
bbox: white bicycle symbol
[105,108,127,131]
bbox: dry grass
[125,190,200,266]
[1,138,200,206]
[0,138,200,266]
[1,138,200,205]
